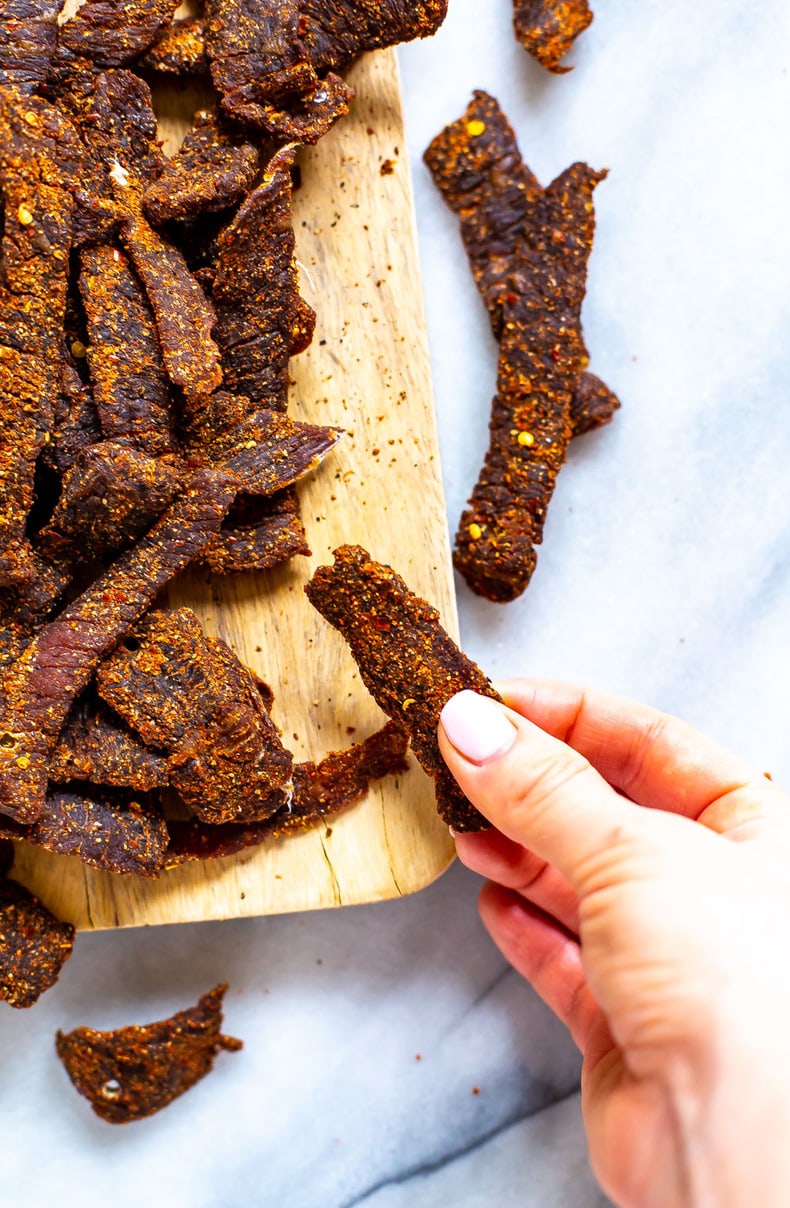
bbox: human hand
[438,681,790,1208]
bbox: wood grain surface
[11,46,458,929]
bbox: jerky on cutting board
[0,0,61,92]
[51,693,168,792]
[306,545,498,831]
[299,0,449,75]
[56,984,242,1123]
[199,488,311,576]
[513,0,593,73]
[139,16,208,76]
[57,0,180,68]
[0,877,75,1008]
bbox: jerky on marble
[97,609,293,824]
[0,877,75,1009]
[306,545,498,831]
[513,0,593,73]
[56,985,242,1123]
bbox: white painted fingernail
[440,691,517,766]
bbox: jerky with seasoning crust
[0,0,61,92]
[143,112,259,226]
[51,692,168,792]
[0,553,70,669]
[513,0,592,74]
[139,16,208,76]
[299,0,448,75]
[56,984,242,1123]
[306,546,497,831]
[192,408,343,497]
[0,877,75,1008]
[42,361,103,479]
[97,609,293,824]
[0,470,235,825]
[57,0,181,68]
[199,488,310,575]
[453,161,606,601]
[166,721,409,863]
[0,90,81,587]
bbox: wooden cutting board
[11,46,457,929]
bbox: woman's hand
[438,680,790,1208]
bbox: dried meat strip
[0,877,75,1008]
[193,409,343,497]
[57,0,180,68]
[43,362,103,480]
[0,90,80,587]
[20,787,169,877]
[165,721,409,863]
[205,0,315,115]
[513,0,593,74]
[299,0,449,75]
[453,161,606,601]
[0,0,61,92]
[139,16,208,76]
[199,488,310,576]
[55,984,242,1123]
[51,693,168,792]
[97,609,293,824]
[78,245,175,454]
[305,545,497,831]
[142,112,259,226]
[0,469,236,825]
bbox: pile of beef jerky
[0,0,449,1009]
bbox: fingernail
[440,691,517,766]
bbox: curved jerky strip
[165,721,410,864]
[0,469,236,825]
[78,245,175,454]
[139,16,208,76]
[58,0,180,68]
[453,162,606,602]
[236,71,354,146]
[0,553,70,669]
[55,984,242,1123]
[305,545,497,831]
[299,0,448,75]
[97,609,293,824]
[194,409,344,497]
[51,695,169,792]
[0,877,75,1008]
[0,0,61,92]
[513,0,593,74]
[199,487,311,576]
[22,787,169,877]
[142,112,260,226]
[43,362,102,479]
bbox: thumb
[438,690,647,895]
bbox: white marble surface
[3,1,789,1204]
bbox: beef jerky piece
[291,296,316,356]
[55,985,242,1123]
[78,245,175,454]
[51,694,168,791]
[97,609,293,824]
[139,16,208,76]
[199,488,310,575]
[25,788,168,877]
[58,0,180,68]
[142,112,259,226]
[0,553,70,668]
[0,469,235,824]
[38,442,183,565]
[85,68,165,190]
[238,71,354,146]
[0,0,61,92]
[513,0,592,73]
[305,546,498,831]
[569,371,620,436]
[299,0,448,75]
[166,721,410,863]
[210,146,304,408]
[0,878,74,1008]
[0,91,81,586]
[43,362,102,479]
[0,839,14,876]
[454,162,606,602]
[192,409,343,497]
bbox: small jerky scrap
[143,111,259,226]
[55,984,242,1123]
[453,160,606,601]
[20,788,169,877]
[210,145,308,408]
[569,371,620,436]
[50,692,168,792]
[0,0,61,92]
[139,16,208,76]
[97,609,293,824]
[193,409,343,497]
[78,245,175,454]
[299,0,449,75]
[0,470,235,825]
[166,721,409,864]
[306,546,498,831]
[513,0,593,73]
[57,0,181,68]
[0,878,75,1008]
[200,488,311,576]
